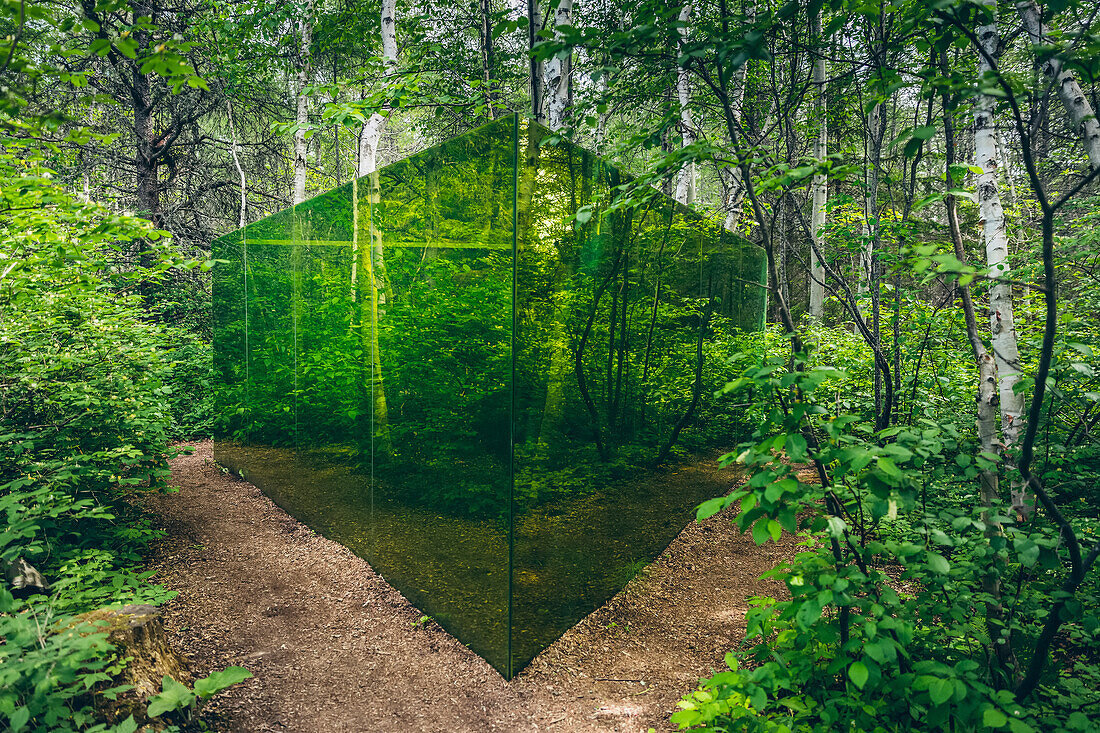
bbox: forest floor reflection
[215,441,737,675]
[146,442,797,732]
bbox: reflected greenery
[213,115,765,678]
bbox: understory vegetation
[3,0,1100,728]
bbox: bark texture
[543,0,573,129]
[293,5,312,206]
[975,2,1027,458]
[674,1,696,205]
[808,10,827,319]
[1015,0,1100,170]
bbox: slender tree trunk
[865,97,885,425]
[293,6,312,206]
[862,101,882,296]
[595,70,609,151]
[942,47,1020,682]
[479,0,498,119]
[353,0,398,458]
[543,0,573,129]
[1015,0,1100,170]
[227,100,247,229]
[133,67,160,228]
[529,0,542,122]
[976,0,1029,519]
[674,1,695,205]
[721,0,752,231]
[808,10,827,319]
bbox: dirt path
[143,442,795,733]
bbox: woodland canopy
[1,0,1099,730]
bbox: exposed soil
[143,441,797,733]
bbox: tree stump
[76,604,192,723]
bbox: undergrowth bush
[0,147,225,731]
[674,351,1100,733]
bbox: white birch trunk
[543,0,573,130]
[809,10,827,319]
[1015,0,1100,170]
[860,101,882,294]
[293,7,312,206]
[380,0,397,68]
[354,0,398,457]
[674,1,695,205]
[722,0,752,230]
[596,72,609,151]
[227,100,247,228]
[975,2,1026,452]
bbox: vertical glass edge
[507,111,518,681]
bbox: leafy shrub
[0,148,209,731]
[675,354,1099,733]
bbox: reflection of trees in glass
[516,127,762,473]
[355,173,393,457]
[212,115,767,679]
[215,115,767,517]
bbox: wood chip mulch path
[142,441,796,733]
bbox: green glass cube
[212,114,766,678]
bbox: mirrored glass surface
[212,114,765,679]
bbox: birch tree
[533,1,576,451]
[354,0,398,457]
[479,0,498,118]
[975,0,1027,504]
[720,0,753,231]
[293,2,313,206]
[674,1,696,206]
[1015,0,1100,170]
[543,0,573,129]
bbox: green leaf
[848,661,869,689]
[194,666,253,699]
[927,552,950,574]
[929,677,953,705]
[751,519,771,545]
[9,706,29,733]
[147,676,195,717]
[114,716,139,733]
[696,496,727,521]
[796,598,823,628]
[785,433,808,461]
[983,708,1008,728]
[1014,537,1039,567]
[876,456,902,479]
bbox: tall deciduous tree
[975,0,1027,517]
[1015,0,1100,171]
[808,8,826,319]
[293,1,313,206]
[675,1,696,205]
[543,0,573,129]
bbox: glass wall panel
[213,114,765,680]
[365,119,514,674]
[211,230,247,471]
[511,120,766,671]
[213,118,516,675]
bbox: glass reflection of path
[215,441,732,676]
[212,114,766,679]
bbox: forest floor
[142,441,798,733]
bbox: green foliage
[0,146,206,731]
[677,351,1099,732]
[146,667,252,723]
[0,589,136,733]
[164,336,216,440]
